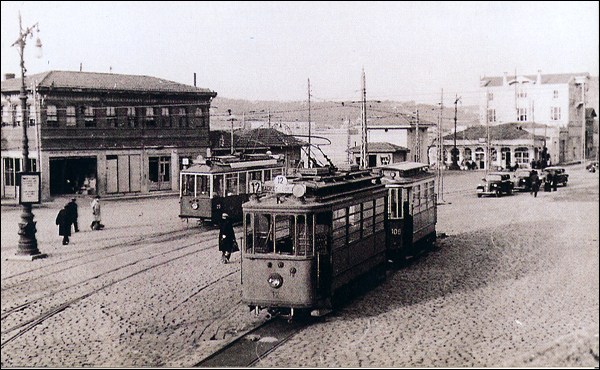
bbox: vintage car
[476,172,514,197]
[542,166,569,187]
[586,160,598,173]
[513,168,534,192]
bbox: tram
[179,153,286,224]
[241,165,387,318]
[379,162,437,262]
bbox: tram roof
[378,162,430,171]
[181,154,284,174]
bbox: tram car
[241,165,388,318]
[378,162,437,262]
[179,153,286,224]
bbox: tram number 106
[390,228,402,235]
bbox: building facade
[1,70,217,200]
[479,71,598,164]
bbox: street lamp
[227,109,237,155]
[448,95,461,170]
[11,13,46,260]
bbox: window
[84,106,95,127]
[517,88,527,98]
[3,158,20,186]
[487,109,496,123]
[515,147,530,164]
[332,208,347,250]
[388,188,402,219]
[106,107,118,127]
[362,200,374,237]
[245,213,254,253]
[374,196,385,232]
[195,107,207,127]
[66,106,77,126]
[348,204,362,243]
[127,107,137,127]
[0,105,7,126]
[225,173,238,196]
[551,107,561,121]
[181,174,194,196]
[145,107,156,126]
[517,108,527,122]
[196,175,209,196]
[553,90,559,99]
[46,105,58,126]
[161,107,171,127]
[177,107,188,127]
[488,92,493,101]
[14,105,22,126]
[212,174,224,197]
[464,148,472,160]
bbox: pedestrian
[55,205,71,245]
[551,173,558,192]
[544,173,553,192]
[90,195,103,230]
[218,213,238,264]
[65,198,79,233]
[529,170,540,197]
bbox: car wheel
[495,190,500,197]
[477,194,482,198]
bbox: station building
[1,70,217,200]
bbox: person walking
[90,195,103,230]
[56,204,71,245]
[218,213,238,264]
[529,170,540,197]
[65,198,79,233]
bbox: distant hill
[210,97,481,130]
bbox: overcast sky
[1,1,598,105]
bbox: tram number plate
[390,228,402,235]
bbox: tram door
[315,211,332,297]
[402,188,414,252]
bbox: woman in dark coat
[218,213,237,263]
[56,205,71,245]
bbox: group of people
[55,195,104,245]
[528,170,558,198]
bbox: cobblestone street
[1,166,598,367]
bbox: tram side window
[249,170,262,182]
[238,172,247,194]
[274,215,294,255]
[264,169,272,181]
[362,201,374,237]
[182,174,194,196]
[295,214,314,256]
[332,208,347,250]
[348,204,362,243]
[374,197,385,232]
[225,173,238,196]
[196,175,209,196]
[255,213,273,253]
[413,184,421,213]
[428,180,436,206]
[213,175,224,197]
[245,213,254,253]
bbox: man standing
[218,213,237,264]
[65,198,79,233]
[56,205,71,245]
[90,195,103,230]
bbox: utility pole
[449,95,461,170]
[438,89,445,203]
[360,68,368,169]
[227,109,235,155]
[580,78,586,164]
[307,78,311,168]
[485,88,490,175]
[346,117,352,164]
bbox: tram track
[0,230,240,348]
[194,316,312,367]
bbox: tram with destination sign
[241,165,388,318]
[378,162,437,262]
[179,153,286,224]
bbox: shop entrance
[49,157,97,195]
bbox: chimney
[4,73,15,81]
[194,73,197,87]
[502,72,508,86]
[536,69,542,85]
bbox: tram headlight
[267,273,283,289]
[191,202,199,210]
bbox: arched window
[464,148,472,160]
[515,147,529,164]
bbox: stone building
[1,70,217,200]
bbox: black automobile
[513,168,534,192]
[476,172,514,197]
[542,166,569,187]
[586,160,598,173]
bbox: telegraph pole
[449,95,461,170]
[415,109,420,162]
[438,89,445,203]
[360,68,368,169]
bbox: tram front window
[196,175,209,196]
[182,174,195,196]
[251,213,314,256]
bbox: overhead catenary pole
[438,88,445,202]
[486,88,490,175]
[360,68,368,169]
[415,109,420,162]
[307,78,311,168]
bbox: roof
[480,72,590,87]
[1,70,216,95]
[348,142,410,153]
[379,162,429,171]
[366,113,437,127]
[210,128,307,151]
[443,123,546,141]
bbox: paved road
[1,166,598,367]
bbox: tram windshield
[181,174,209,197]
[245,213,315,256]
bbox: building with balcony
[1,70,217,200]
[479,71,598,165]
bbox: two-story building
[479,71,598,164]
[1,70,217,200]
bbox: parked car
[476,172,514,197]
[586,160,598,173]
[513,168,533,192]
[542,166,569,187]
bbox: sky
[1,1,598,106]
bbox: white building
[480,71,597,164]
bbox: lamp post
[11,13,46,260]
[448,95,461,170]
[227,109,237,155]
